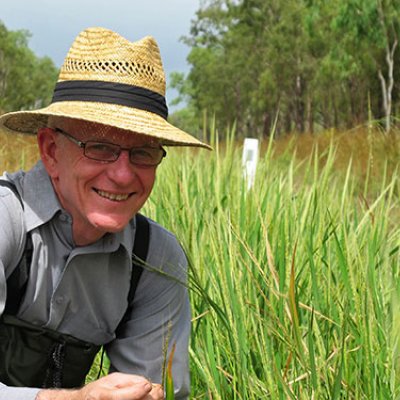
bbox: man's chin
[88,214,132,233]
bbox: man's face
[38,119,159,245]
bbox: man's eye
[131,148,154,160]
[89,143,114,152]
[86,143,118,159]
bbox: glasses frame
[53,128,166,167]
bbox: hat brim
[0,101,211,149]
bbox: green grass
[143,127,400,399]
[1,126,399,398]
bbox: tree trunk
[294,75,305,133]
[378,37,397,132]
[376,0,398,132]
[306,94,313,134]
[262,111,271,138]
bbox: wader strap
[114,213,149,335]
[0,180,23,208]
[129,213,150,303]
[0,180,33,315]
[4,237,33,315]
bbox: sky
[1,0,202,110]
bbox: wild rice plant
[143,126,400,399]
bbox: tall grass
[143,127,400,399]
[0,132,38,172]
[1,127,399,398]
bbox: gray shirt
[0,161,190,399]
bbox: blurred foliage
[0,130,38,171]
[170,0,400,139]
[2,123,400,199]
[0,21,58,114]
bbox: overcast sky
[1,0,201,109]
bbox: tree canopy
[0,21,58,114]
[170,0,400,137]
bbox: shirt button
[55,296,64,304]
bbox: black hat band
[52,80,168,119]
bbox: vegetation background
[1,0,400,398]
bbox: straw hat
[0,27,210,149]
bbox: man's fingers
[105,372,150,388]
[110,381,153,400]
[78,373,156,400]
[147,383,164,400]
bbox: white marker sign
[242,138,259,190]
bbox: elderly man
[0,27,209,400]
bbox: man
[0,27,210,400]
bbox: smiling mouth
[94,189,133,202]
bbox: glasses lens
[85,142,120,161]
[129,147,165,166]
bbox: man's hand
[35,372,164,400]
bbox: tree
[172,0,400,137]
[333,0,400,131]
[0,21,58,114]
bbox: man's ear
[37,127,59,178]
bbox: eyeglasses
[54,128,166,167]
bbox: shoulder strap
[114,214,149,337]
[129,213,150,304]
[0,180,33,315]
[0,180,24,209]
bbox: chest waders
[0,180,150,388]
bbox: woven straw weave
[59,28,166,95]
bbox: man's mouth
[94,189,132,202]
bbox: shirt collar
[23,161,62,231]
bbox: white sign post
[242,138,259,190]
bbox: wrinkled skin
[38,118,159,246]
[35,372,164,400]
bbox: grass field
[1,126,400,399]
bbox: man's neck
[72,222,105,246]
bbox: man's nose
[107,150,138,184]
